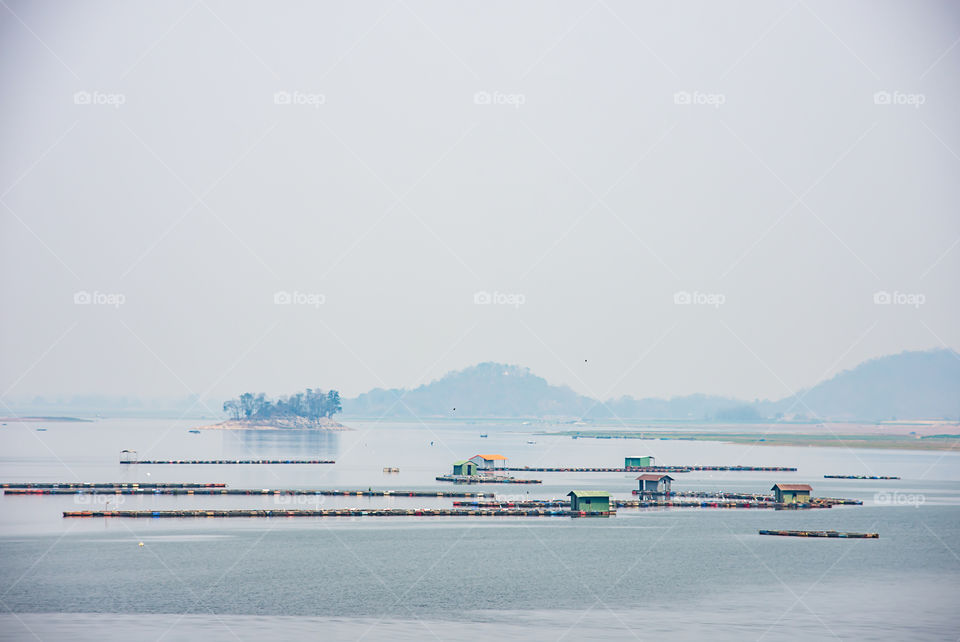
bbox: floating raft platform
[631,490,862,506]
[5,486,859,506]
[1,482,226,489]
[9,488,496,497]
[435,475,542,484]
[455,499,830,510]
[823,475,900,480]
[121,459,334,465]
[499,465,797,473]
[633,490,775,501]
[454,500,568,508]
[63,508,612,518]
[759,529,878,538]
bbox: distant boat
[480,434,488,438]
[527,440,536,445]
[188,429,201,434]
[36,428,47,432]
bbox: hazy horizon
[3,1,959,408]
[6,347,958,418]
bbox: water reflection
[224,429,341,458]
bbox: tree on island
[222,388,341,422]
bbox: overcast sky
[1,0,958,408]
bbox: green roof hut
[568,491,611,513]
[452,460,478,476]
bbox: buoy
[138,541,144,547]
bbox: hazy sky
[1,0,958,408]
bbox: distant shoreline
[547,429,960,451]
[196,418,349,431]
[0,416,92,423]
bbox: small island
[196,388,349,431]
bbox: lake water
[1,418,958,640]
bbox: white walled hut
[468,454,508,470]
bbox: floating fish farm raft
[120,459,335,465]
[62,508,612,518]
[633,490,777,501]
[759,529,879,538]
[630,490,862,506]
[454,495,861,509]
[823,475,900,480]
[1,482,226,489]
[454,499,832,510]
[499,465,797,473]
[7,487,502,497]
[435,475,542,484]
[5,487,861,507]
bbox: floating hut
[567,490,611,513]
[452,460,478,476]
[636,473,673,495]
[625,456,655,468]
[469,454,508,470]
[772,483,812,504]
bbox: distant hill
[343,349,960,421]
[345,362,594,418]
[763,349,960,421]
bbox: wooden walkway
[760,529,878,538]
[121,459,334,465]
[63,508,612,518]
[499,465,797,473]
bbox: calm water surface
[0,418,958,640]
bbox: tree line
[223,388,342,421]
